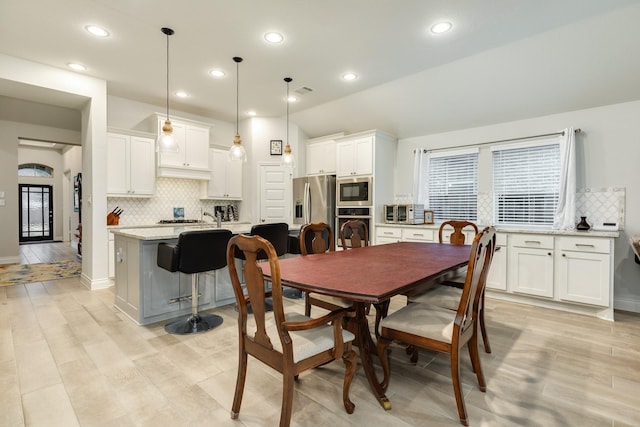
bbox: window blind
[492,142,560,226]
[427,149,478,221]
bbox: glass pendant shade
[282,77,295,169]
[282,142,295,168]
[158,27,178,153]
[229,133,247,162]
[229,57,247,162]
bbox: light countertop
[375,223,620,238]
[111,223,252,240]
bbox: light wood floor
[1,279,639,426]
[19,241,79,264]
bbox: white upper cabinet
[107,131,155,197]
[202,148,242,200]
[336,135,373,177]
[306,139,336,175]
[156,115,211,179]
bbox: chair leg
[450,349,469,426]
[479,298,492,353]
[468,334,486,392]
[342,346,356,414]
[280,369,296,427]
[231,349,248,420]
[376,336,392,392]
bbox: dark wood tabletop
[262,241,471,303]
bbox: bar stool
[157,229,233,334]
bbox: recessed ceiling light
[247,111,256,116]
[67,63,86,71]
[209,69,225,78]
[287,96,297,103]
[431,21,452,34]
[175,91,189,98]
[85,25,110,37]
[342,72,358,81]
[264,32,284,43]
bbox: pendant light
[228,56,247,162]
[158,27,178,152]
[282,77,295,168]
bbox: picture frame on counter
[424,210,434,224]
[270,139,283,155]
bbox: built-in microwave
[337,176,373,206]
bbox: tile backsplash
[107,178,239,226]
[459,187,625,230]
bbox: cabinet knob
[562,253,566,257]
[548,252,552,256]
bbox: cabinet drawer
[556,236,610,254]
[403,228,434,242]
[510,234,554,249]
[376,227,402,239]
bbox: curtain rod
[416,128,582,153]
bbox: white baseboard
[0,256,20,265]
[80,273,112,290]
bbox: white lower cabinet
[486,233,507,291]
[374,225,617,320]
[556,236,611,307]
[375,226,402,244]
[402,228,434,242]
[508,234,554,298]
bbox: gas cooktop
[158,219,201,224]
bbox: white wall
[395,100,640,312]
[242,116,304,224]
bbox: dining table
[260,241,472,410]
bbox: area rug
[0,260,81,286]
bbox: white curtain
[413,149,430,205]
[553,127,576,229]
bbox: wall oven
[337,176,372,206]
[336,207,371,248]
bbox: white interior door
[259,164,291,224]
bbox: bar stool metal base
[164,313,223,335]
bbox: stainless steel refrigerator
[292,175,336,226]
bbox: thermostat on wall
[592,222,619,231]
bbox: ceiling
[1,0,640,139]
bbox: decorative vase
[576,216,591,231]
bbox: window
[18,163,53,177]
[492,139,560,227]
[427,148,478,221]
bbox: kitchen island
[111,223,251,325]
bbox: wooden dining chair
[408,220,492,353]
[300,222,352,317]
[227,234,357,427]
[339,219,369,249]
[377,227,496,426]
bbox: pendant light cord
[232,57,243,135]
[161,27,174,122]
[166,32,170,120]
[234,58,240,134]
